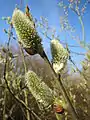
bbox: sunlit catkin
[50,39,69,73]
[25,71,54,109]
[12,8,43,56]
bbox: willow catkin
[25,70,54,109]
[50,39,69,73]
[12,8,43,56]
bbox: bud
[50,39,69,73]
[25,71,54,109]
[12,9,43,55]
[25,5,35,25]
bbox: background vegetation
[0,0,90,120]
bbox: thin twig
[3,87,6,120]
[2,24,12,120]
[38,20,81,48]
[19,45,30,120]
[7,104,16,120]
[19,45,27,73]
[70,4,85,43]
[20,0,23,9]
[70,50,85,56]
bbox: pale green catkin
[25,71,54,109]
[12,8,43,54]
[51,39,69,73]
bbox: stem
[3,24,12,120]
[19,46,27,73]
[3,88,6,120]
[76,4,85,43]
[20,46,30,120]
[78,16,85,43]
[71,4,85,43]
[24,91,30,120]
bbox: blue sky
[0,0,90,68]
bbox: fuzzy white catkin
[12,8,43,54]
[51,39,69,73]
[25,71,54,109]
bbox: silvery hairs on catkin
[50,39,69,74]
[12,8,44,56]
[25,70,54,109]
